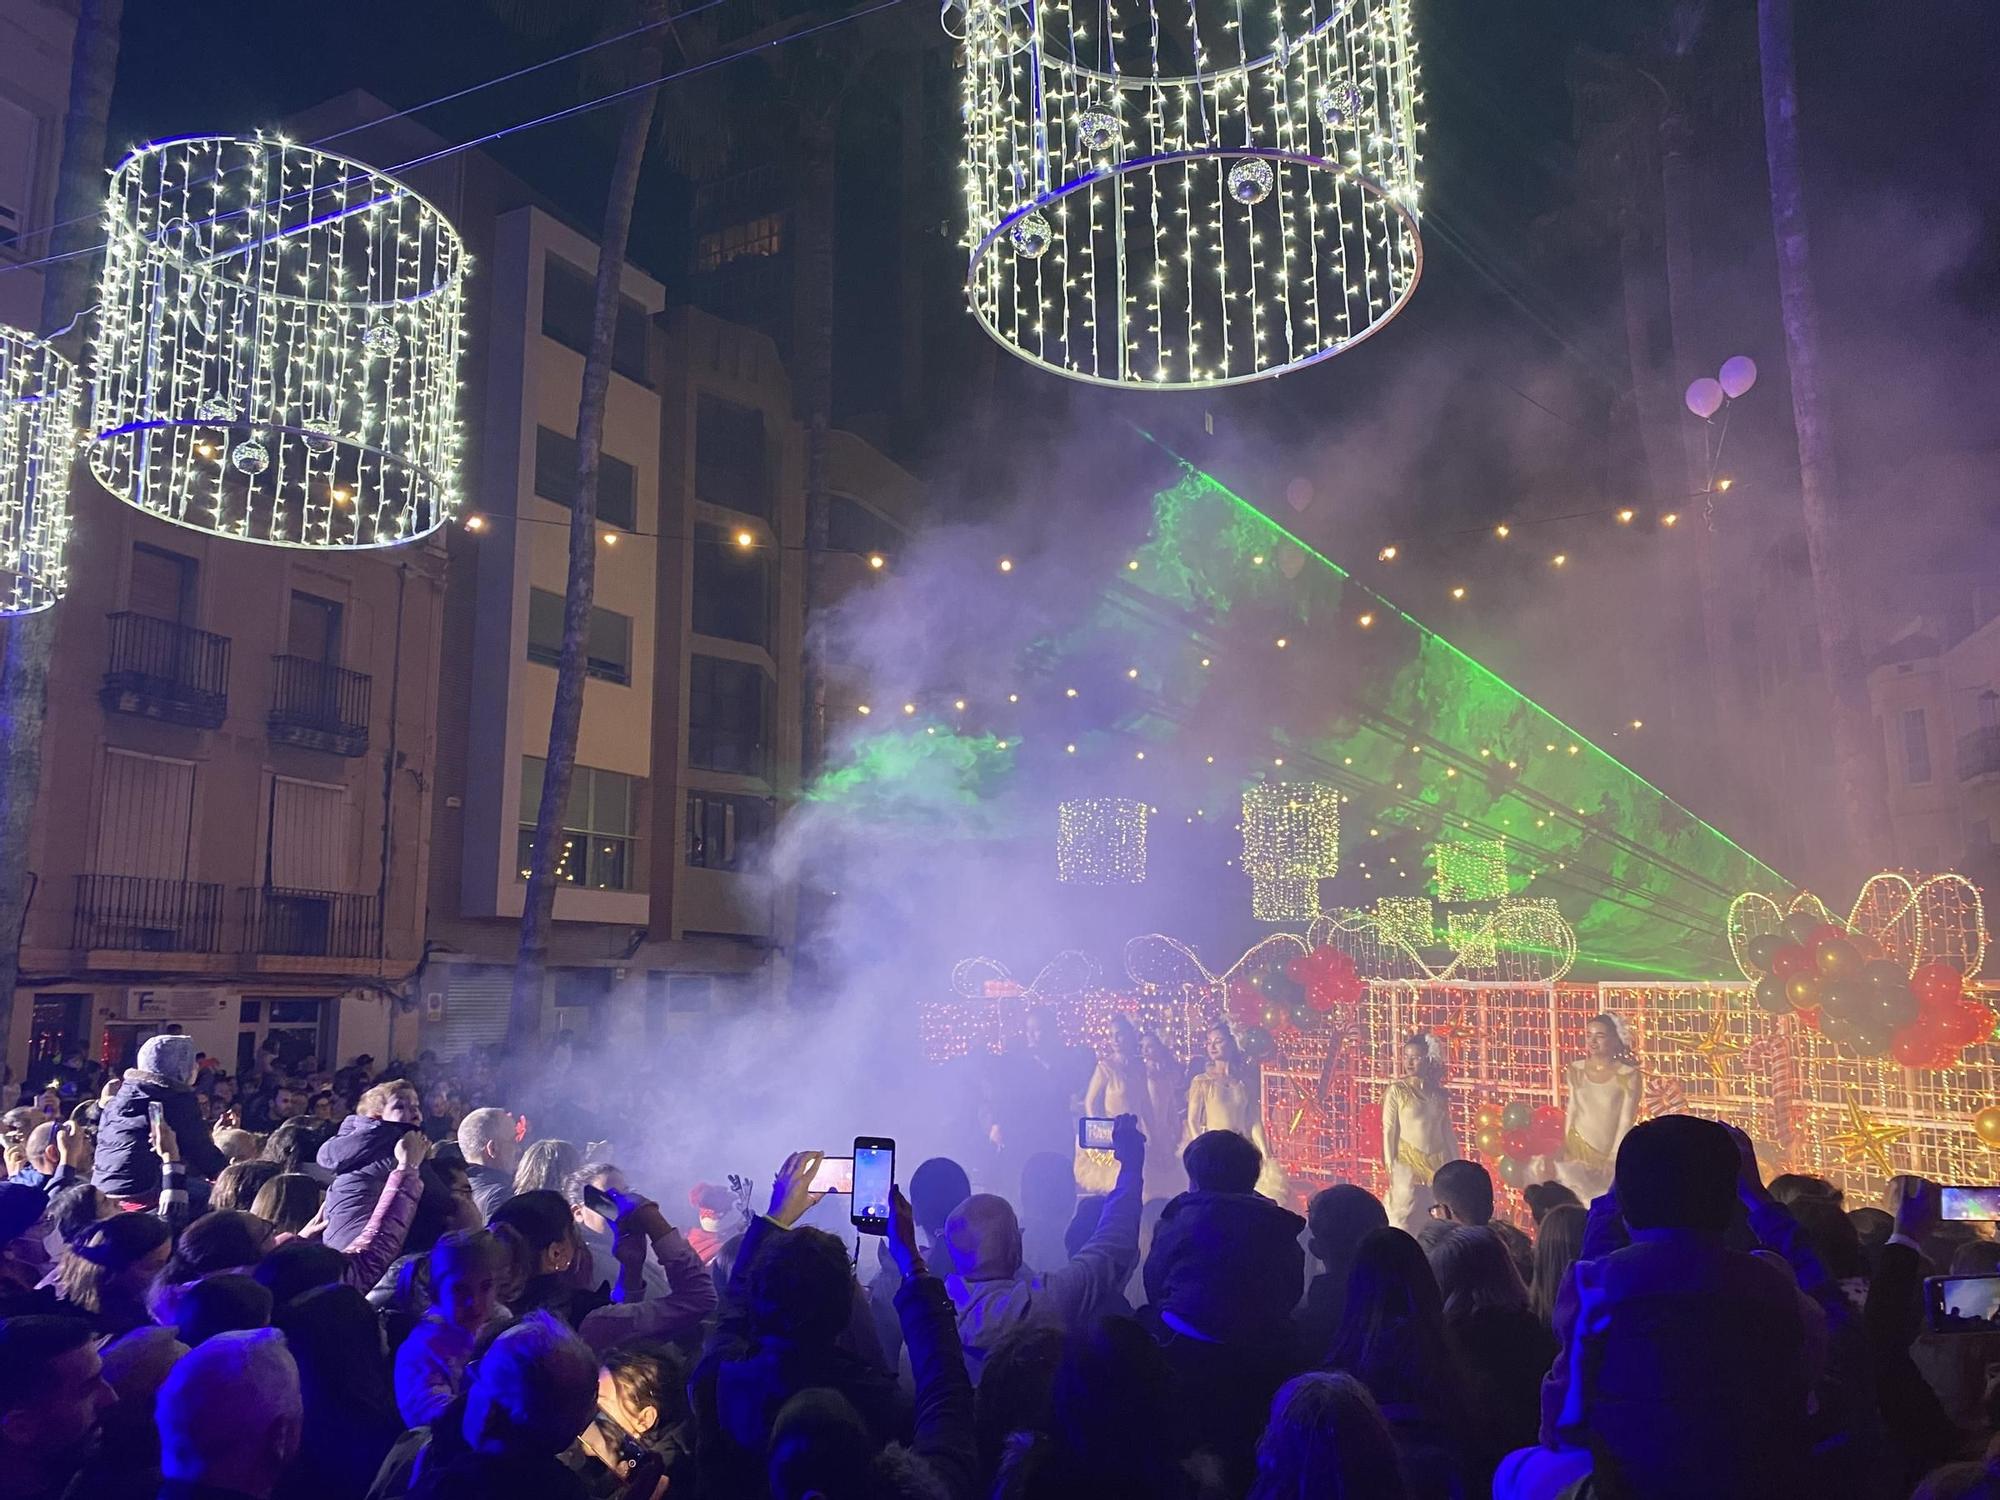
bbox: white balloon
[1285,477,1314,513]
[1684,377,1725,419]
[1718,355,1758,399]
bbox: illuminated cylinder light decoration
[1057,797,1150,883]
[1242,781,1340,921]
[1434,836,1507,903]
[89,136,466,548]
[0,325,79,614]
[956,0,1421,387]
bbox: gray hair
[457,1107,516,1163]
[156,1328,301,1479]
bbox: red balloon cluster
[1749,916,1989,1068]
[1287,946,1365,1016]
[1472,1098,1565,1188]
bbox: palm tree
[0,0,124,1063]
[1757,0,1889,868]
[510,2,671,1042]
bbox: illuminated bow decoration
[1728,873,1987,985]
[950,950,1100,1002]
[1306,901,1578,984]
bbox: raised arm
[1047,1114,1143,1324]
[336,1133,428,1291]
[887,1186,979,1500]
[578,1199,721,1353]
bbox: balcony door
[130,544,195,624]
[261,777,354,956]
[87,749,204,950]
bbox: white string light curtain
[88,135,467,549]
[959,0,1422,388]
[0,324,80,614]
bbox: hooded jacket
[92,1035,225,1200]
[318,1114,416,1250]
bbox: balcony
[101,612,230,729]
[1959,728,2000,783]
[242,886,381,960]
[269,656,371,756]
[72,874,225,953]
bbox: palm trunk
[1757,0,1889,871]
[511,15,666,1042]
[0,0,123,1064]
[797,118,837,781]
[1656,107,1731,736]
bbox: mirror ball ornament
[300,426,338,456]
[362,322,401,357]
[1228,158,1276,205]
[230,440,270,476]
[195,398,236,424]
[1320,83,1365,128]
[1076,104,1119,152]
[1010,211,1054,258]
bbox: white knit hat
[137,1033,196,1086]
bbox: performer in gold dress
[1074,1015,1146,1192]
[1185,1024,1287,1197]
[1382,1032,1456,1234]
[1555,1013,1641,1201]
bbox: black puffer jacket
[318,1114,415,1249]
[92,1069,226,1200]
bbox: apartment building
[2,463,447,1082]
[419,202,920,1056]
[0,0,74,331]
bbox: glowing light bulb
[868,553,885,569]
[1127,559,1139,571]
[1494,523,1510,539]
[1358,612,1374,628]
[903,703,916,715]
[1066,743,1077,754]
[464,515,486,532]
[1616,508,1634,524]
[1007,693,1019,703]
[953,699,966,711]
[735,529,755,548]
[1551,553,1567,567]
[1716,476,1733,491]
[1378,545,1398,562]
[1450,586,1465,600]
[1661,512,1679,528]
[601,532,617,546]
[1127,667,1140,678]
[857,704,872,715]
[1065,687,1078,698]
[998,557,1014,572]
[1275,637,1288,649]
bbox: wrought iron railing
[102,612,230,726]
[269,655,371,750]
[72,874,225,952]
[1959,728,2000,782]
[242,886,380,959]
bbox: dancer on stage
[1555,1012,1642,1200]
[1185,1024,1286,1198]
[1139,1028,1190,1198]
[1075,1016,1147,1192]
[1382,1031,1456,1234]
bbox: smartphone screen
[809,1155,855,1195]
[1940,1187,2000,1221]
[852,1137,894,1234]
[1078,1116,1116,1151]
[1927,1274,2000,1332]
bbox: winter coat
[318,1114,414,1250]
[467,1164,515,1223]
[92,1069,225,1200]
[1143,1188,1306,1346]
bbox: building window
[1902,707,1932,785]
[526,588,632,685]
[287,591,342,665]
[692,524,771,647]
[694,395,769,519]
[534,426,637,531]
[1980,692,2000,735]
[129,543,196,623]
[518,756,642,891]
[688,654,771,777]
[827,494,904,561]
[266,777,351,891]
[542,255,651,385]
[95,749,196,879]
[695,213,786,272]
[686,790,771,870]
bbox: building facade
[419,203,919,1059]
[0,0,73,332]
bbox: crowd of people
[7,1027,2000,1499]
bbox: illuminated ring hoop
[87,134,467,550]
[967,151,1421,390]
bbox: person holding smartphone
[90,1033,226,1207]
[938,1113,1146,1385]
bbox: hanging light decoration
[88,135,467,548]
[1433,835,1507,903]
[1241,781,1340,921]
[1057,797,1150,883]
[956,0,1422,388]
[0,324,80,615]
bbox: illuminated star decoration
[1690,1009,1745,1081]
[1824,1089,1904,1177]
